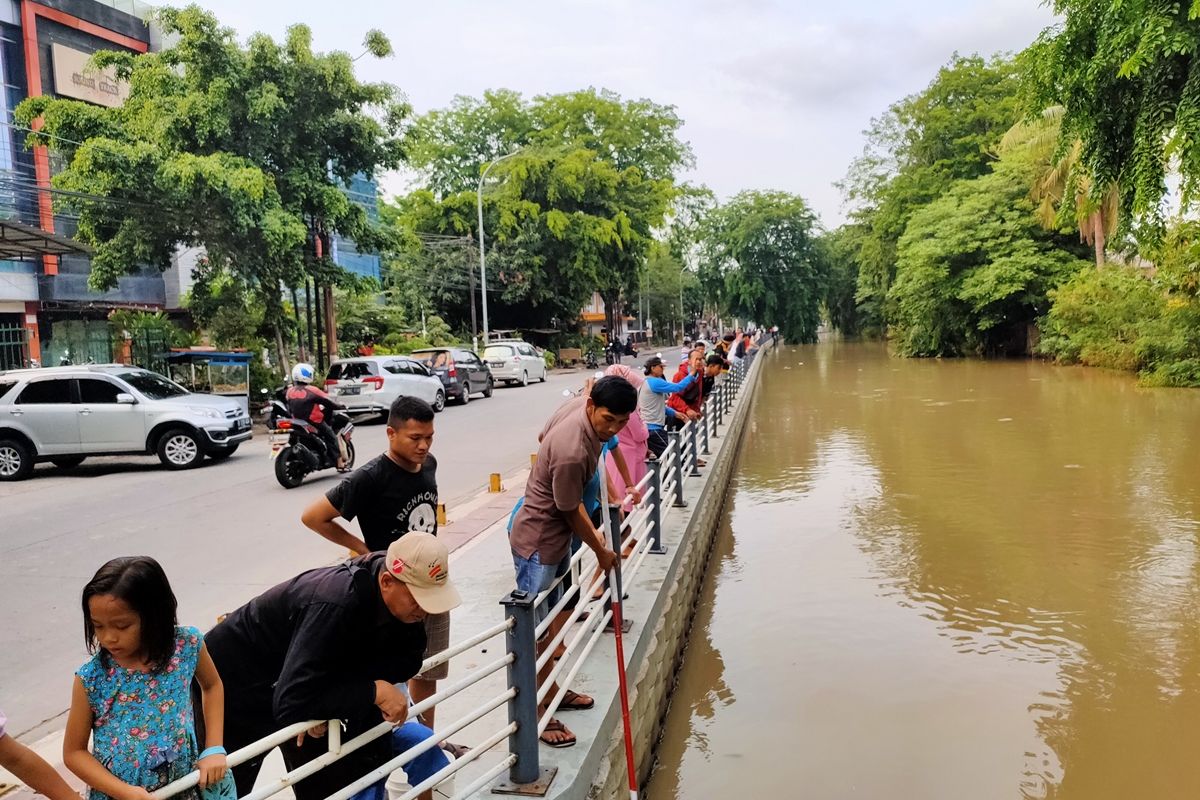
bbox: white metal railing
[152,618,516,800]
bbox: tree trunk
[323,283,337,363]
[1091,210,1105,270]
[274,324,290,375]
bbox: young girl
[65,557,227,800]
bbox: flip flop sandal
[559,689,595,711]
[439,741,471,760]
[540,718,576,748]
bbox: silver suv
[0,364,252,480]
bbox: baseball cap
[385,532,462,614]
[643,355,664,374]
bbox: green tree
[397,88,692,334]
[888,155,1091,356]
[842,54,1022,332]
[821,224,868,337]
[15,4,406,357]
[699,191,827,343]
[1025,1,1200,223]
[998,106,1119,269]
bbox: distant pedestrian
[0,708,79,800]
[301,396,456,746]
[65,557,228,800]
[509,376,638,748]
[639,355,698,457]
[206,534,461,800]
[713,333,736,372]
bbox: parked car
[0,364,252,480]
[410,348,493,405]
[325,356,445,416]
[483,341,548,386]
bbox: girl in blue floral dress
[64,557,228,800]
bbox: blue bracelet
[198,746,226,760]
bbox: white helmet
[292,363,315,384]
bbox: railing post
[687,422,701,476]
[498,590,548,789]
[701,402,711,455]
[669,430,687,507]
[714,383,724,429]
[644,458,667,554]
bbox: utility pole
[477,150,521,348]
[468,262,478,350]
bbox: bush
[1039,265,1200,386]
[543,350,556,370]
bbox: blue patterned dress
[77,626,203,800]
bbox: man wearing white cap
[207,533,461,800]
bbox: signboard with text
[51,44,130,108]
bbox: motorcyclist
[285,363,346,471]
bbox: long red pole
[600,452,639,799]
[607,562,639,800]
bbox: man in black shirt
[207,533,461,800]
[300,396,451,737]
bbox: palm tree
[998,106,1118,270]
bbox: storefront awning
[0,219,90,260]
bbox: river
[647,340,1200,799]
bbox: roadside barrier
[151,337,767,800]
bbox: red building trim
[20,0,149,277]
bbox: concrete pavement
[0,365,607,742]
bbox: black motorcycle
[264,385,357,488]
[584,350,599,369]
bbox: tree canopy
[699,191,826,343]
[888,154,1091,356]
[395,88,692,334]
[15,4,406,331]
[843,54,1022,332]
[1025,1,1200,222]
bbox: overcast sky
[193,0,1056,228]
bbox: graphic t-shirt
[326,453,439,552]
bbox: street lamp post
[679,263,686,340]
[477,150,521,349]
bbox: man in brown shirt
[509,375,638,748]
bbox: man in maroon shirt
[509,376,638,747]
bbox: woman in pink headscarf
[605,363,648,513]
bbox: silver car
[483,341,548,386]
[0,364,252,480]
[325,356,446,416]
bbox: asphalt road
[0,364,610,740]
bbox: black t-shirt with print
[326,453,438,552]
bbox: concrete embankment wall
[540,344,770,800]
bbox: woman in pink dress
[604,364,648,512]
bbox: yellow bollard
[530,453,538,468]
[437,503,448,527]
[489,472,503,493]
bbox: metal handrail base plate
[492,766,559,796]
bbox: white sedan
[483,342,547,386]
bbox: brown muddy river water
[647,341,1200,799]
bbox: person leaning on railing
[204,534,461,800]
[509,376,638,748]
[638,355,698,458]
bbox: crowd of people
[0,328,764,800]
